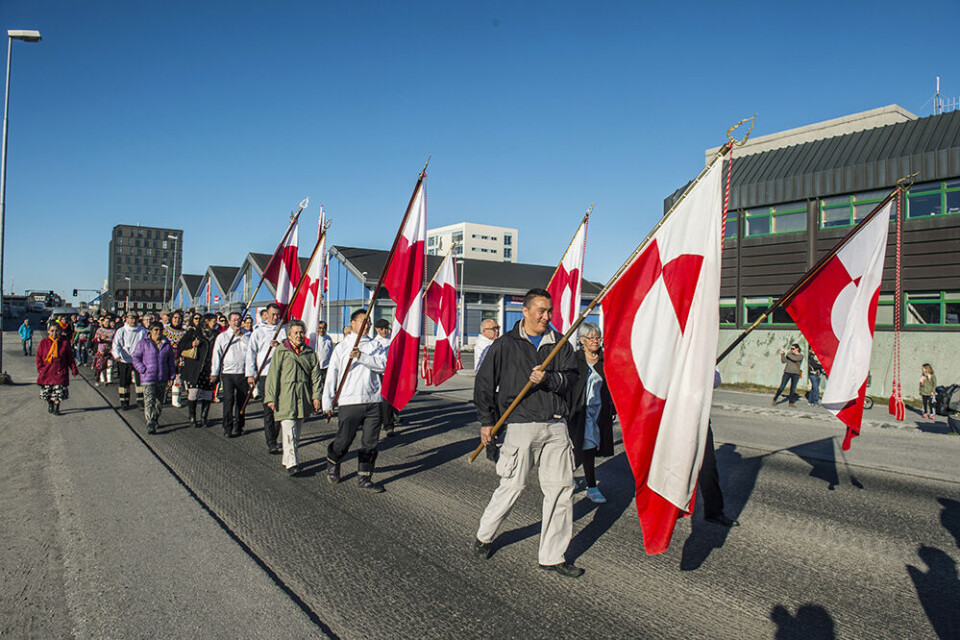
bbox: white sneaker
[586,486,607,504]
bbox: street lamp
[161,264,169,310]
[124,276,131,313]
[0,29,41,382]
[167,233,178,309]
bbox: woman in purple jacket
[132,321,176,434]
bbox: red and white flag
[547,216,588,334]
[601,159,723,555]
[263,219,301,315]
[785,201,892,450]
[290,208,326,346]
[381,180,427,411]
[425,251,460,386]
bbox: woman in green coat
[264,320,322,476]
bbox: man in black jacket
[472,289,583,577]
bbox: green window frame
[907,180,960,219]
[905,291,960,326]
[742,296,795,326]
[744,201,807,237]
[719,298,736,325]
[723,210,738,239]
[820,190,889,229]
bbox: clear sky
[2,0,957,302]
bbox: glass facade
[744,201,807,236]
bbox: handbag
[180,346,198,360]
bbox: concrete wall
[716,328,960,400]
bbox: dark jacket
[474,320,578,426]
[36,338,78,386]
[567,349,615,467]
[808,352,824,377]
[132,337,176,384]
[178,327,217,385]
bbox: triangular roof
[179,274,204,298]
[205,266,240,295]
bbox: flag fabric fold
[290,208,326,347]
[424,251,460,386]
[264,219,301,315]
[381,181,427,410]
[547,217,588,334]
[785,201,892,450]
[600,160,723,555]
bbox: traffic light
[73,289,78,296]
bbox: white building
[426,222,518,263]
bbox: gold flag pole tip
[727,114,757,147]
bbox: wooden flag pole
[329,159,429,412]
[240,221,331,413]
[545,203,593,289]
[714,174,917,366]
[468,120,756,463]
[240,198,308,322]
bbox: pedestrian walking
[36,323,78,416]
[18,318,34,356]
[314,320,334,391]
[473,289,582,577]
[178,314,218,428]
[131,321,177,434]
[920,363,937,419]
[807,350,824,406]
[163,310,188,407]
[473,318,499,373]
[211,312,252,437]
[567,322,614,504]
[92,316,116,386]
[772,343,803,407]
[264,320,322,476]
[374,318,398,437]
[322,309,389,492]
[246,303,287,454]
[112,312,148,410]
[73,316,92,366]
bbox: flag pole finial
[896,171,920,191]
[421,156,431,177]
[727,114,757,147]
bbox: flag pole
[426,242,457,291]
[240,220,332,413]
[329,159,429,412]
[467,121,754,463]
[545,203,593,289]
[714,174,917,366]
[240,197,308,321]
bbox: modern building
[107,225,183,312]
[670,105,960,397]
[427,222,518,263]
[194,266,240,312]
[326,246,601,344]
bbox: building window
[452,232,463,242]
[742,296,793,325]
[821,190,890,228]
[428,236,437,247]
[455,245,463,255]
[723,210,738,239]
[504,235,512,246]
[719,298,736,325]
[907,180,960,219]
[491,237,497,242]
[905,291,960,326]
[745,201,806,237]
[504,248,512,259]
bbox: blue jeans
[808,374,821,405]
[22,338,32,355]
[775,372,799,403]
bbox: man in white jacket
[322,309,388,493]
[246,303,287,454]
[211,312,252,438]
[112,311,147,410]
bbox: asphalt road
[3,332,960,639]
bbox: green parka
[263,341,322,421]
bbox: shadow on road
[681,443,763,571]
[939,498,960,549]
[787,437,840,490]
[566,452,635,562]
[907,545,960,639]
[770,603,836,639]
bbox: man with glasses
[474,318,500,373]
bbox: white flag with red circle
[264,219,301,315]
[425,251,460,386]
[547,216,588,334]
[290,207,326,347]
[601,159,723,555]
[785,201,892,450]
[381,180,426,410]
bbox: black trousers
[328,403,380,474]
[774,372,800,402]
[221,374,248,432]
[117,362,141,404]
[257,379,278,447]
[698,425,724,519]
[380,398,397,430]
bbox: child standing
[920,363,937,419]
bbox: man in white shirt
[473,318,500,374]
[211,312,252,438]
[112,311,147,410]
[246,303,287,454]
[314,320,334,390]
[373,318,398,437]
[323,309,388,492]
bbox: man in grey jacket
[112,311,147,410]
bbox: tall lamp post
[161,264,169,310]
[124,276,131,314]
[0,29,41,382]
[167,233,178,309]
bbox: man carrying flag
[472,288,582,577]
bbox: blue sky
[2,0,957,301]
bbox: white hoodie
[322,335,387,411]
[245,320,287,378]
[112,324,147,363]
[211,328,251,377]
